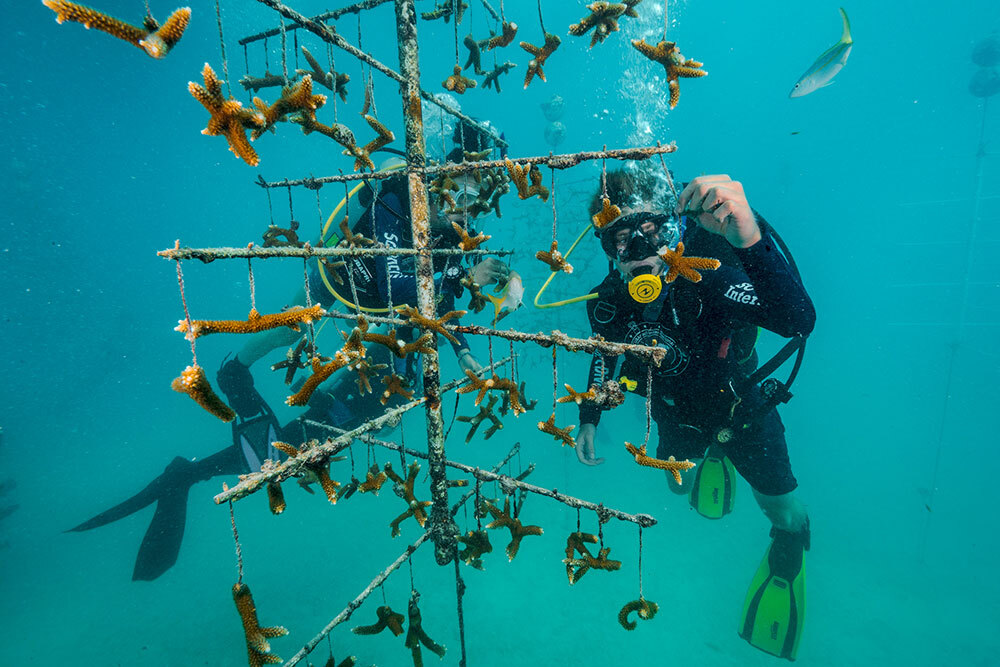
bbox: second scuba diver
[67,123,512,581]
[574,170,815,661]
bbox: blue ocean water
[1,0,998,664]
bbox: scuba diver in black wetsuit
[574,170,815,661]
[67,122,512,582]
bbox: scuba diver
[573,170,815,661]
[67,120,512,581]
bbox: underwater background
[1,0,998,664]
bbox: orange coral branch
[520,32,561,88]
[358,463,389,495]
[266,480,286,514]
[456,394,504,442]
[591,196,622,229]
[286,351,350,406]
[171,364,235,422]
[43,1,190,58]
[457,529,492,569]
[189,63,266,166]
[456,370,526,415]
[175,305,325,341]
[484,496,543,560]
[631,39,707,109]
[380,373,414,405]
[563,531,622,584]
[537,414,576,448]
[362,329,435,358]
[504,159,550,201]
[251,74,327,139]
[450,221,491,251]
[556,383,597,405]
[485,21,518,50]
[138,6,190,58]
[398,305,465,345]
[658,242,721,283]
[624,442,696,483]
[352,605,405,636]
[443,64,477,94]
[232,583,288,666]
[535,240,573,273]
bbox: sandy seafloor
[1,0,999,665]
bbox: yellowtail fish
[487,271,524,324]
[790,7,853,98]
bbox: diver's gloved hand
[457,348,483,375]
[217,355,263,419]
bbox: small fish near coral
[789,7,853,98]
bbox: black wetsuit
[580,222,815,495]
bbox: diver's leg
[752,489,808,533]
[651,399,703,494]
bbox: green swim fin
[688,445,736,519]
[738,522,809,661]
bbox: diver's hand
[575,423,605,466]
[470,258,510,287]
[457,348,483,374]
[676,175,761,249]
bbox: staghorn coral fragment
[456,394,504,442]
[175,305,325,341]
[171,364,235,422]
[380,373,414,405]
[618,598,659,630]
[386,462,432,537]
[535,240,573,274]
[501,381,536,416]
[462,35,485,74]
[421,0,466,23]
[537,413,576,448]
[326,657,356,667]
[350,357,387,395]
[456,370,526,415]
[443,64,477,94]
[520,32,561,88]
[569,1,639,48]
[251,74,327,140]
[504,159,549,201]
[481,61,517,93]
[138,6,190,58]
[43,1,190,58]
[352,605,405,636]
[232,582,288,666]
[483,496,543,561]
[631,39,707,109]
[450,221,491,251]
[342,115,395,171]
[262,219,303,248]
[404,591,447,667]
[240,72,293,93]
[658,242,721,283]
[271,335,314,385]
[398,305,465,345]
[457,529,492,569]
[591,196,622,229]
[338,476,361,502]
[557,383,597,405]
[189,63,266,166]
[562,531,622,584]
[296,46,349,102]
[286,350,350,406]
[266,480,286,514]
[358,463,389,495]
[363,329,435,359]
[293,115,358,153]
[485,21,518,50]
[337,216,375,248]
[625,442,696,483]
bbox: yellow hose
[532,222,599,309]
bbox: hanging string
[286,180,295,220]
[175,257,196,363]
[575,507,581,532]
[643,367,653,447]
[279,15,289,85]
[247,258,257,312]
[380,581,387,605]
[551,346,558,414]
[228,499,245,584]
[638,525,644,597]
[536,0,546,34]
[348,438,356,473]
[663,0,669,41]
[509,340,516,382]
[327,42,339,122]
[302,258,317,345]
[597,508,604,548]
[293,30,299,71]
[264,36,270,72]
[453,547,469,667]
[601,150,609,199]
[453,0,461,65]
[341,179,364,317]
[474,476,483,530]
[657,145,679,201]
[407,554,415,591]
[550,163,558,239]
[358,15,377,117]
[398,417,407,469]
[264,183,275,226]
[214,0,232,97]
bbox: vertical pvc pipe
[393,0,458,565]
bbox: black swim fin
[68,456,209,580]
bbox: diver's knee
[754,490,808,532]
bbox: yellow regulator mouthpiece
[628,274,662,303]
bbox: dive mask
[600,211,685,262]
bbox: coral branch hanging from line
[42,0,190,59]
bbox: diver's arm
[731,229,815,337]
